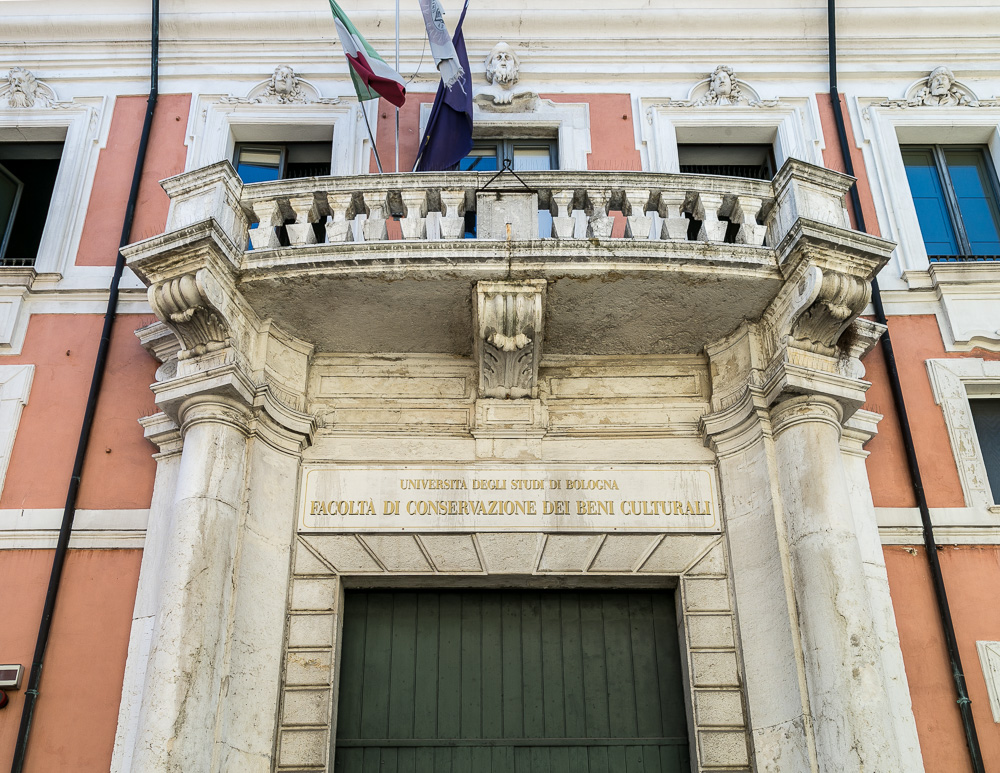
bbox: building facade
[1,1,1000,771]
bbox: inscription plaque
[299,465,719,531]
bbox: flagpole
[395,0,400,172]
[361,101,384,174]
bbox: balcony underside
[239,240,782,355]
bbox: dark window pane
[970,398,1000,503]
[678,144,774,180]
[0,143,63,266]
[902,148,959,255]
[0,163,23,257]
[944,149,1000,255]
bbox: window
[0,142,63,266]
[677,144,775,180]
[234,141,331,183]
[460,139,558,238]
[901,145,1000,259]
[970,398,1000,500]
[459,139,557,172]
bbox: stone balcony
[125,159,892,363]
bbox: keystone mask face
[711,68,733,97]
[929,67,954,97]
[272,66,296,97]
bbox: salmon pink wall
[372,93,640,173]
[886,545,1000,772]
[816,92,880,235]
[0,314,158,511]
[76,94,191,265]
[0,549,142,772]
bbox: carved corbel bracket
[474,280,546,399]
[784,265,872,356]
[148,269,231,361]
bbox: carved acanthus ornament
[475,280,546,399]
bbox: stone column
[130,395,252,773]
[769,395,903,772]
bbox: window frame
[926,357,1000,512]
[901,143,1000,258]
[461,138,559,172]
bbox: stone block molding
[276,532,749,773]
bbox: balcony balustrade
[127,158,891,359]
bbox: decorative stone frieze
[474,280,545,399]
[222,65,341,105]
[871,65,1000,110]
[661,65,779,109]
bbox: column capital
[769,394,844,438]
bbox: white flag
[418,0,464,88]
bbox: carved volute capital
[148,270,231,361]
[474,280,546,399]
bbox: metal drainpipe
[826,2,985,771]
[8,2,159,771]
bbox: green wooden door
[334,590,691,772]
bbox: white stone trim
[639,97,824,174]
[276,531,749,773]
[856,100,1000,286]
[926,358,1000,511]
[0,364,33,497]
[419,99,592,171]
[188,95,367,178]
[0,98,105,276]
[0,507,148,548]
[977,641,1000,723]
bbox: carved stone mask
[272,66,296,96]
[486,44,519,87]
[929,67,953,96]
[712,70,732,96]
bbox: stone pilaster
[120,191,316,771]
[769,395,903,772]
[703,194,911,771]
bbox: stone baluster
[585,189,613,238]
[729,194,767,246]
[696,192,728,242]
[324,193,354,243]
[659,190,689,240]
[362,190,389,241]
[439,189,466,239]
[623,188,653,239]
[249,199,283,250]
[286,195,318,246]
[400,190,428,240]
[550,189,575,239]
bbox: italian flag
[329,0,406,108]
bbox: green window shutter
[335,590,691,772]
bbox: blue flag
[414,0,472,172]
